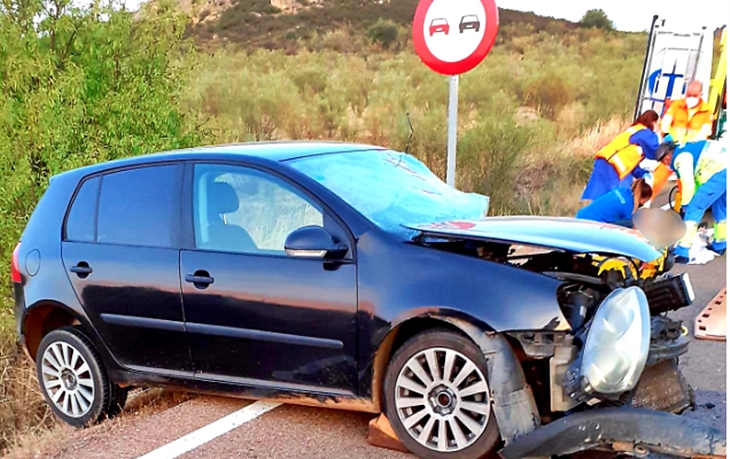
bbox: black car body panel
[15,142,711,456]
[14,143,575,397]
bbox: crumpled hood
[405,217,664,262]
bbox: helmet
[656,141,676,162]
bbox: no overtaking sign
[412,0,499,186]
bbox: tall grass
[0,303,54,454]
[185,28,644,215]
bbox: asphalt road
[9,256,727,459]
[671,258,727,430]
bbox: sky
[497,0,729,33]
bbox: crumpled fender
[437,318,542,445]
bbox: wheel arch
[23,300,91,361]
[370,312,494,413]
[370,312,542,445]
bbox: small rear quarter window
[65,177,100,243]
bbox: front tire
[36,326,127,428]
[384,329,500,459]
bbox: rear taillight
[11,243,21,283]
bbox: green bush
[366,19,399,49]
[458,115,536,214]
[0,0,207,297]
[580,9,614,31]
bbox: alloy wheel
[41,341,96,418]
[394,347,491,453]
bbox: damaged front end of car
[406,217,725,458]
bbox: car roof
[54,141,388,179]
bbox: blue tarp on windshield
[289,150,490,237]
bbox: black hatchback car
[12,142,724,459]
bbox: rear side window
[96,165,178,248]
[66,177,100,243]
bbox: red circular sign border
[412,0,499,76]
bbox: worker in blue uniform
[670,136,727,263]
[582,110,662,201]
[576,178,654,227]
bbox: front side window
[96,165,177,248]
[193,164,324,255]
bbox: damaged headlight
[580,286,651,394]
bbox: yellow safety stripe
[715,221,727,243]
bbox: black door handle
[185,271,214,289]
[70,262,92,278]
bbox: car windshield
[432,19,447,25]
[289,150,490,237]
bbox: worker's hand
[639,159,659,172]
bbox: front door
[180,163,358,393]
[61,164,192,374]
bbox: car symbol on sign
[459,15,481,33]
[429,18,450,36]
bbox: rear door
[61,163,191,374]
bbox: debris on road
[367,414,409,453]
[695,288,727,341]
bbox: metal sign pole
[446,74,459,188]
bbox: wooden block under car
[695,288,726,341]
[367,414,410,453]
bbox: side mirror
[284,226,348,259]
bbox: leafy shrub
[458,116,536,214]
[522,72,573,121]
[0,0,206,298]
[580,9,614,31]
[367,18,399,49]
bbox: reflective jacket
[595,125,649,180]
[672,139,728,206]
[661,99,713,145]
[576,187,635,224]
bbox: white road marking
[136,401,281,459]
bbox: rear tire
[384,329,500,459]
[36,326,127,427]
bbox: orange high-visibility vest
[663,99,713,144]
[651,162,674,199]
[595,125,647,180]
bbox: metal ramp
[695,288,727,342]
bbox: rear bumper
[499,407,726,459]
[13,283,26,347]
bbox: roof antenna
[404,112,414,154]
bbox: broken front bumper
[498,407,726,459]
